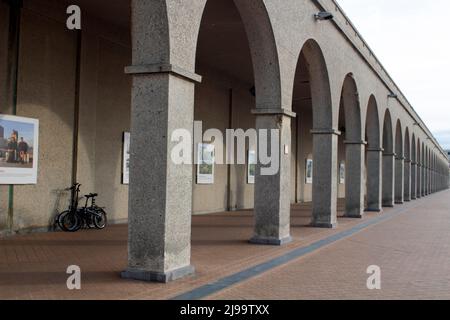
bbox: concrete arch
[196,0,292,245]
[411,134,417,199]
[125,0,287,281]
[417,138,422,198]
[299,39,333,130]
[382,110,394,154]
[293,38,337,228]
[422,142,426,196]
[366,95,381,149]
[404,127,411,201]
[339,74,363,141]
[338,74,364,217]
[395,120,404,157]
[394,120,404,204]
[131,0,282,107]
[196,0,283,109]
[365,95,382,211]
[382,109,395,207]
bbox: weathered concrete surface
[366,149,383,211]
[124,73,195,281]
[252,114,292,245]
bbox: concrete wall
[12,8,77,230]
[75,7,132,224]
[0,1,133,234]
[77,36,131,223]
[0,2,10,231]
[0,2,8,110]
[193,66,256,213]
[292,104,313,203]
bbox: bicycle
[73,193,108,231]
[57,183,82,232]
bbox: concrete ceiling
[67,0,130,28]
[196,0,254,85]
[67,0,311,101]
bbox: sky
[0,120,35,146]
[337,0,450,150]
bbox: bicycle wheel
[61,211,82,232]
[57,211,70,231]
[92,208,107,230]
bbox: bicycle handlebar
[66,183,81,191]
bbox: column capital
[310,128,342,136]
[405,159,412,163]
[383,152,396,157]
[395,156,406,161]
[367,147,384,152]
[252,108,296,118]
[125,63,202,83]
[344,140,367,145]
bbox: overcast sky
[337,0,450,150]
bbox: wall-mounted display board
[0,115,39,185]
[122,132,130,185]
[197,143,215,185]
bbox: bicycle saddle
[85,193,98,198]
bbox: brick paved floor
[0,191,449,300]
[209,190,450,300]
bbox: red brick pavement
[0,192,448,300]
[209,190,450,300]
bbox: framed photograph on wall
[122,132,130,185]
[0,115,39,185]
[197,143,215,185]
[305,159,313,184]
[247,150,256,184]
[339,162,346,184]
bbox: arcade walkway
[1,190,449,300]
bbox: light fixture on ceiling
[314,11,334,21]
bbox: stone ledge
[344,140,367,145]
[310,129,342,136]
[251,108,296,118]
[125,63,202,83]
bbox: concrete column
[310,129,339,228]
[382,153,395,207]
[122,71,199,283]
[251,110,295,245]
[411,161,417,200]
[366,148,383,212]
[344,141,366,218]
[432,169,436,193]
[395,157,405,204]
[404,159,411,201]
[421,165,426,197]
[416,164,422,198]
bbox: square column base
[365,208,383,213]
[249,236,292,246]
[344,214,364,219]
[311,221,338,229]
[121,265,195,283]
